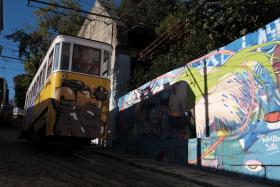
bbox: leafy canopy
[124,0,280,90]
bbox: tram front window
[72,44,101,76]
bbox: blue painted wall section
[116,18,280,180]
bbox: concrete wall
[78,1,117,45]
[116,17,280,180]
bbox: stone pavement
[87,147,277,187]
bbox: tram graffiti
[53,79,108,138]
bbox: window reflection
[47,49,54,78]
[72,44,101,76]
[61,43,70,70]
[102,51,110,77]
[53,43,60,71]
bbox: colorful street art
[117,18,280,180]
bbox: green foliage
[182,0,280,48]
[6,29,50,77]
[117,0,178,29]
[13,74,31,108]
[127,0,280,91]
[34,0,85,37]
[6,0,85,106]
[155,14,180,34]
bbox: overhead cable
[28,0,122,21]
[0,55,27,62]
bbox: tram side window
[41,64,46,86]
[38,73,42,91]
[27,95,29,106]
[53,43,60,71]
[47,49,54,78]
[25,94,28,107]
[60,42,70,70]
[102,51,110,78]
[28,94,30,106]
[32,86,35,100]
[31,87,34,101]
[39,69,44,90]
[72,44,101,76]
[37,78,40,93]
[35,79,38,95]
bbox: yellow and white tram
[22,35,112,144]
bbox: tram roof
[53,35,113,49]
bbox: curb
[77,146,276,187]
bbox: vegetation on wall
[116,0,178,30]
[121,0,280,90]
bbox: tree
[117,0,178,29]
[126,0,280,90]
[13,74,31,108]
[6,0,86,106]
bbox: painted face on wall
[195,58,280,139]
[195,71,253,137]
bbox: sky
[0,0,95,101]
[0,0,36,101]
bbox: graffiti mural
[117,18,280,180]
[126,81,195,139]
[185,40,280,180]
[53,79,108,138]
[117,80,196,163]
